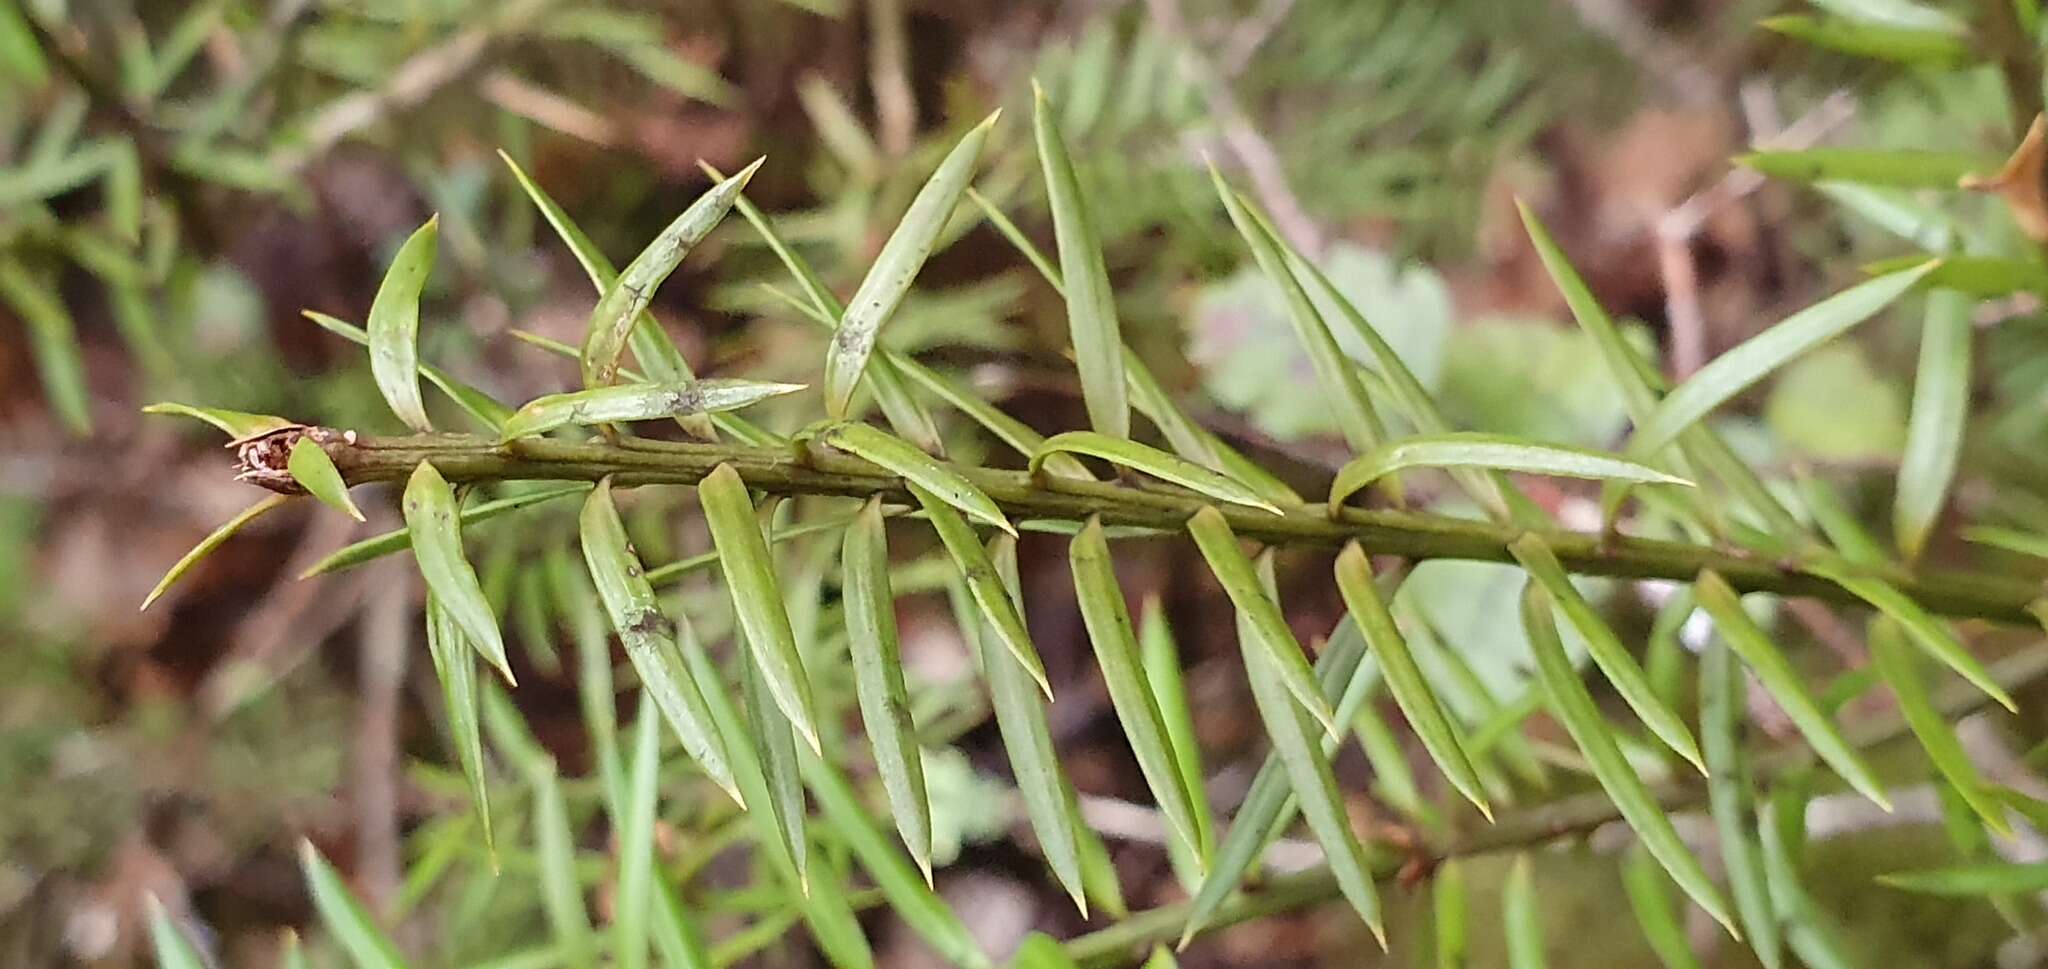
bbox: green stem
[1061,646,2048,965]
[292,430,2045,624]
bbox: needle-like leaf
[1032,431,1280,513]
[1033,84,1128,438]
[1738,148,1992,187]
[615,712,660,969]
[367,216,439,432]
[142,494,287,610]
[501,379,805,441]
[146,898,207,969]
[740,630,811,893]
[1700,642,1783,969]
[1623,846,1707,969]
[841,497,933,879]
[1805,560,2015,712]
[1628,262,1937,459]
[1895,289,1972,561]
[581,158,761,389]
[527,756,596,969]
[0,254,91,434]
[698,463,822,753]
[425,595,493,855]
[1186,506,1340,736]
[1139,595,1215,891]
[578,479,741,805]
[300,310,513,432]
[1878,861,2048,895]
[288,436,364,521]
[822,421,1015,536]
[1071,516,1207,866]
[1868,617,2010,834]
[1503,856,1548,969]
[303,485,588,578]
[1693,570,1889,808]
[403,461,514,684]
[299,840,410,969]
[1334,542,1491,815]
[1329,434,1690,513]
[823,112,998,416]
[1434,860,1467,969]
[1521,582,1738,937]
[142,401,295,440]
[1510,535,1705,773]
[911,481,1052,699]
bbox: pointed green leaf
[1868,617,2010,834]
[1805,560,2015,712]
[1700,642,1783,969]
[967,186,1064,293]
[1071,516,1207,866]
[822,421,1014,536]
[616,712,661,969]
[698,463,822,753]
[582,159,761,389]
[1007,934,1078,969]
[146,898,207,969]
[1032,431,1280,513]
[1504,856,1547,969]
[1964,525,2048,559]
[578,478,741,804]
[142,494,288,610]
[1141,946,1180,969]
[301,310,513,432]
[1139,594,1215,890]
[1761,15,1968,63]
[823,112,998,416]
[841,497,932,879]
[1623,846,1707,969]
[0,255,91,435]
[1738,149,1990,188]
[802,753,991,969]
[1629,262,1936,458]
[528,757,596,968]
[303,485,588,579]
[1034,85,1128,438]
[1212,175,1384,454]
[740,631,811,892]
[300,841,410,969]
[502,379,804,441]
[1330,433,1689,513]
[1335,542,1491,814]
[1186,506,1340,736]
[910,480,1052,699]
[1521,582,1738,936]
[972,536,1089,912]
[1895,290,1971,562]
[142,402,295,440]
[367,217,440,432]
[1864,253,2048,297]
[403,461,515,684]
[425,595,493,853]
[1237,584,1385,944]
[1693,570,1889,808]
[289,436,365,522]
[1510,535,1704,772]
[1879,861,2048,895]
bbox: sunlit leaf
[1693,570,1889,808]
[143,494,288,611]
[1895,290,1971,561]
[578,479,741,804]
[699,463,822,752]
[501,379,804,441]
[1330,433,1688,512]
[1034,85,1128,438]
[300,840,410,969]
[581,159,761,389]
[403,461,515,684]
[367,217,440,432]
[1521,583,1737,936]
[823,113,998,416]
[841,496,933,879]
[288,437,365,521]
[1186,507,1339,736]
[822,421,1014,536]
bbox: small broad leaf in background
[1186,506,1341,737]
[699,463,822,753]
[1510,535,1704,773]
[142,494,288,611]
[1334,541,1490,816]
[1520,583,1738,936]
[578,479,742,805]
[1764,345,1905,462]
[1030,431,1280,513]
[1867,616,2010,834]
[581,158,761,389]
[1327,433,1689,512]
[287,436,364,521]
[1034,84,1128,439]
[366,216,440,433]
[142,401,295,440]
[823,112,999,416]
[403,461,515,684]
[424,595,493,854]
[1693,570,1890,808]
[841,496,933,881]
[300,840,410,969]
[1630,261,1937,458]
[1878,861,2048,895]
[912,481,1052,698]
[822,421,1015,536]
[500,379,804,441]
[1895,290,1972,561]
[1071,516,1208,868]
